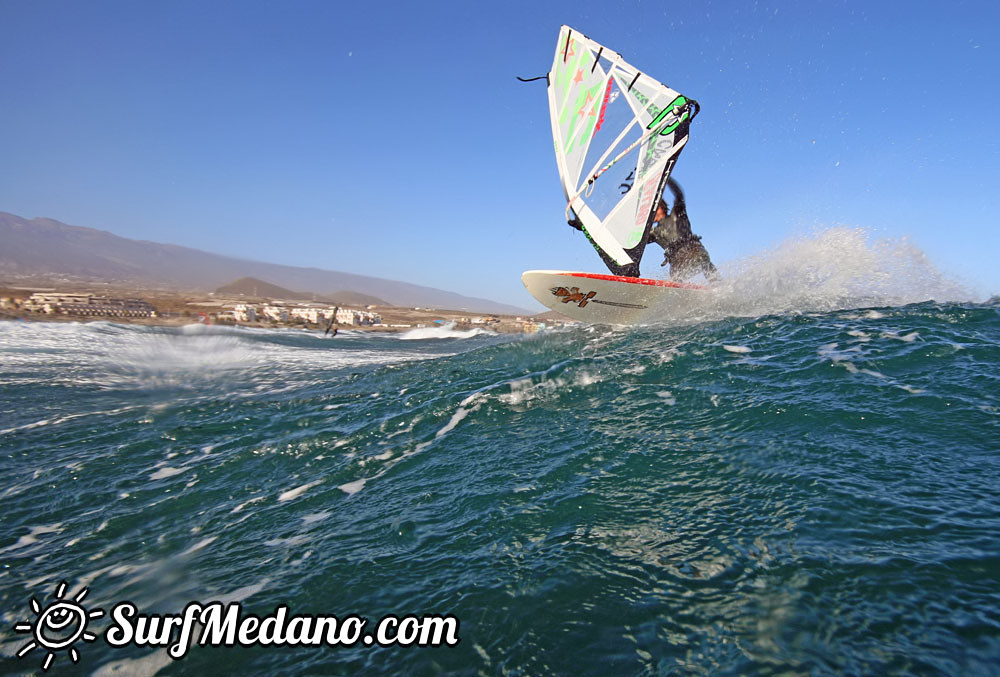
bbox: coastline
[0,289,561,334]
[0,311,517,333]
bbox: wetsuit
[647,177,718,282]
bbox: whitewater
[0,230,997,675]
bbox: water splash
[659,227,974,322]
[395,322,496,340]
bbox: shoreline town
[0,286,566,334]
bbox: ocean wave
[1,301,997,675]
[393,322,497,340]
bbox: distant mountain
[216,277,313,300]
[323,290,387,307]
[215,277,389,307]
[0,212,530,314]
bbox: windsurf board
[522,270,707,325]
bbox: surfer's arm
[666,176,686,216]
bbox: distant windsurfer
[324,306,339,337]
[648,177,719,282]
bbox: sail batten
[547,25,698,275]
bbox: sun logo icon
[13,581,104,671]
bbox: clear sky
[2,0,997,308]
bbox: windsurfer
[648,177,719,282]
[324,306,340,337]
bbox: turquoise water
[1,299,998,675]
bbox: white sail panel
[547,26,698,274]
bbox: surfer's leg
[595,246,639,278]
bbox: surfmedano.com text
[106,602,461,659]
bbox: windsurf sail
[547,25,699,276]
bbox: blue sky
[1,0,997,308]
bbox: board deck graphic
[522,270,707,324]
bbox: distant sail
[547,25,699,275]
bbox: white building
[334,307,357,324]
[23,293,91,313]
[261,305,289,322]
[22,293,156,318]
[289,306,333,324]
[333,307,382,326]
[233,304,257,322]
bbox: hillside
[323,290,387,307]
[216,277,314,300]
[215,277,390,307]
[0,212,530,314]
